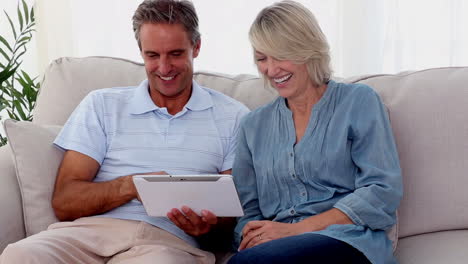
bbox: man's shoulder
[86,86,136,101]
[80,86,138,112]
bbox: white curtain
[34,0,468,78]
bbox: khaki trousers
[0,217,215,264]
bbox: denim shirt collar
[278,79,337,114]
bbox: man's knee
[1,241,42,263]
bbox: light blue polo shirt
[54,79,250,247]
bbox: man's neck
[149,86,192,115]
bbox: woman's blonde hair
[249,0,331,85]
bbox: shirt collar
[129,79,213,115]
[278,79,337,114]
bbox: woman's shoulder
[331,81,382,108]
[334,81,378,98]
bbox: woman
[229,1,403,264]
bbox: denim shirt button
[290,209,295,215]
[290,152,293,157]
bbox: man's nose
[158,57,171,75]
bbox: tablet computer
[133,174,244,217]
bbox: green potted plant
[0,0,39,146]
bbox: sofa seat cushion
[396,230,468,264]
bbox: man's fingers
[168,208,193,229]
[201,210,217,225]
[181,206,203,226]
[167,211,182,227]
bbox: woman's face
[255,51,312,99]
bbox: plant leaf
[17,3,24,31]
[16,75,29,93]
[7,109,19,120]
[11,88,26,102]
[17,36,31,44]
[30,6,34,22]
[0,47,11,62]
[4,11,17,40]
[0,65,19,83]
[0,35,13,52]
[12,49,27,63]
[22,0,29,25]
[13,100,27,120]
[0,97,12,108]
[21,70,33,84]
[13,42,29,55]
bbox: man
[0,0,249,263]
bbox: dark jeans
[228,233,371,264]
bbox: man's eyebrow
[143,49,186,55]
[170,49,185,53]
[144,51,158,55]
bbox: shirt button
[292,173,296,178]
[290,153,294,157]
[301,192,306,196]
[290,209,295,215]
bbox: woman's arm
[232,119,265,248]
[333,88,403,230]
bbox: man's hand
[167,206,217,236]
[238,220,304,250]
[131,171,168,202]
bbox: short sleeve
[53,91,107,164]
[220,106,250,172]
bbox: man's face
[140,23,200,100]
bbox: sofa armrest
[0,146,25,252]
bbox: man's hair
[249,0,332,85]
[133,0,200,50]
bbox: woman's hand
[238,220,306,250]
[167,206,217,236]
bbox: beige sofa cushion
[396,230,468,263]
[357,67,468,238]
[4,120,62,236]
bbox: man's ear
[193,39,201,58]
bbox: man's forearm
[52,175,137,221]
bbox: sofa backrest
[355,68,468,238]
[34,56,468,239]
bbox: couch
[1,56,467,263]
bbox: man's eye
[172,52,182,57]
[256,57,266,62]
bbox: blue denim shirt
[232,80,403,264]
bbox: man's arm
[52,150,138,221]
